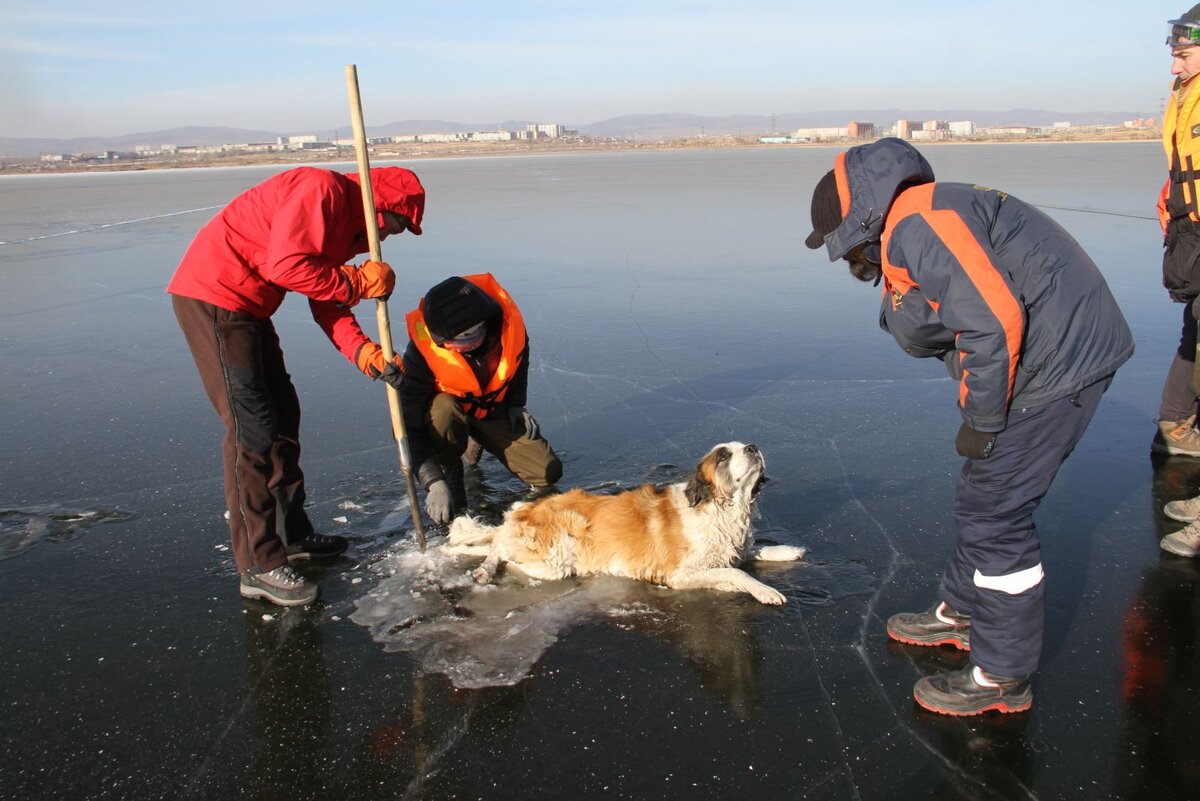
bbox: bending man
[169,166,425,607]
[805,138,1133,716]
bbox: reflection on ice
[350,530,843,708]
[0,505,134,559]
[351,539,654,689]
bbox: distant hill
[0,126,281,160]
[0,109,1157,159]
[577,109,1155,139]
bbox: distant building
[470,131,516,142]
[895,120,925,140]
[977,126,1042,137]
[793,126,849,141]
[526,123,564,138]
[948,121,975,137]
[847,121,876,140]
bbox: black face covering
[846,240,883,284]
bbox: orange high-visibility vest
[1161,77,1200,229]
[405,273,527,419]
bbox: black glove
[381,361,403,391]
[425,480,456,524]
[941,350,963,381]
[955,423,997,460]
[507,406,541,440]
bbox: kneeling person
[399,274,562,523]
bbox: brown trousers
[427,393,562,487]
[173,295,314,574]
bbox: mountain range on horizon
[0,108,1157,159]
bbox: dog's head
[684,442,766,508]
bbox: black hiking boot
[913,665,1032,716]
[239,565,319,607]
[887,601,971,650]
[285,532,348,562]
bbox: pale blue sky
[0,1,1185,139]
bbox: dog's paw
[751,585,787,605]
[756,545,806,562]
[471,565,493,584]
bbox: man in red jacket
[168,165,425,607]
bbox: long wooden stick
[345,64,427,551]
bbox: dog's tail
[447,515,496,546]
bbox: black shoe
[914,665,1032,716]
[887,601,971,650]
[285,533,348,562]
[239,565,319,607]
[464,437,484,466]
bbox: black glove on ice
[955,423,997,460]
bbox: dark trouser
[1159,301,1200,423]
[427,393,562,487]
[173,295,314,575]
[938,377,1110,678]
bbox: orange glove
[339,260,395,307]
[354,342,404,388]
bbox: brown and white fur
[445,442,804,605]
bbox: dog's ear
[684,468,714,507]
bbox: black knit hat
[422,277,500,342]
[805,170,843,250]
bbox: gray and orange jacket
[399,273,530,488]
[821,137,1133,433]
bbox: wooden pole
[345,64,427,551]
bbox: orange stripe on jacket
[833,152,851,218]
[888,184,1023,409]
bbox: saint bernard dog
[445,442,805,605]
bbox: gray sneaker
[1164,495,1200,523]
[1153,416,1200,457]
[1161,522,1200,557]
[239,565,319,606]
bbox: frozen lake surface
[2,143,1195,799]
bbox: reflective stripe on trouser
[938,376,1110,678]
[427,393,562,487]
[173,295,313,574]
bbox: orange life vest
[405,273,527,419]
[1162,76,1200,228]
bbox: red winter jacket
[167,166,425,362]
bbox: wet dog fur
[445,442,804,605]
